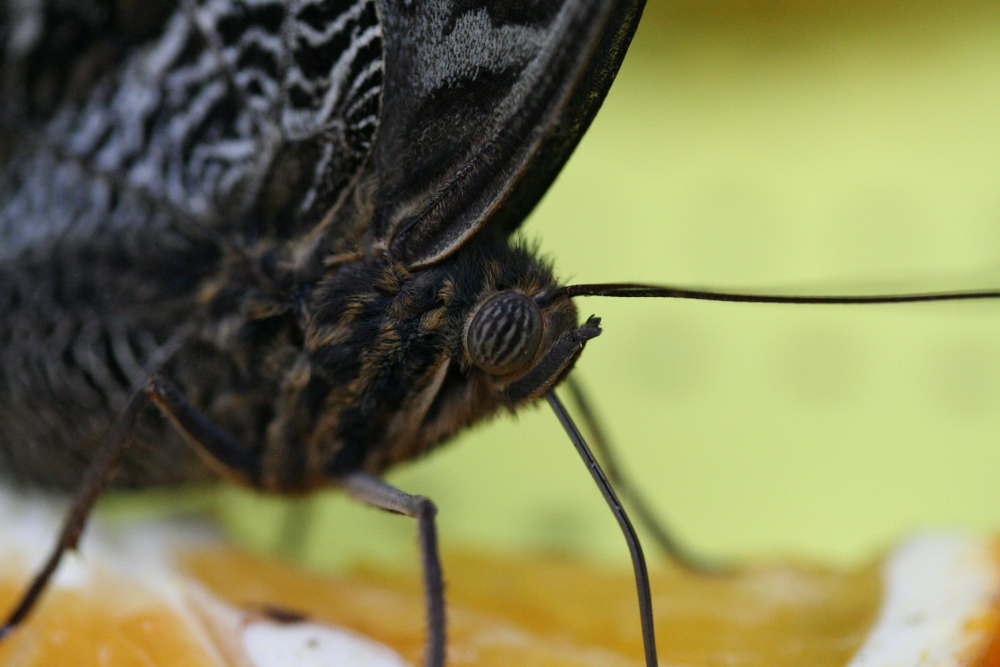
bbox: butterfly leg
[565,377,730,574]
[0,375,258,639]
[343,472,445,667]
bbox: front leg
[342,472,446,667]
[0,375,259,638]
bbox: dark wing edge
[483,0,647,241]
[374,0,646,268]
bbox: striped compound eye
[466,291,543,376]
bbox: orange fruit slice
[0,489,997,667]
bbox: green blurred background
[133,0,1000,571]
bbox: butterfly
[0,1,995,666]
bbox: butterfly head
[462,288,600,403]
[446,243,602,406]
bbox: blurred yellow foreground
[2,499,999,667]
[4,488,1000,667]
[0,544,881,667]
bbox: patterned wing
[0,0,383,258]
[0,0,384,487]
[373,0,645,268]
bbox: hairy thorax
[181,236,581,494]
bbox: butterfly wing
[0,0,641,261]
[0,0,384,256]
[372,0,646,268]
[0,0,385,487]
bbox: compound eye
[466,292,543,375]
